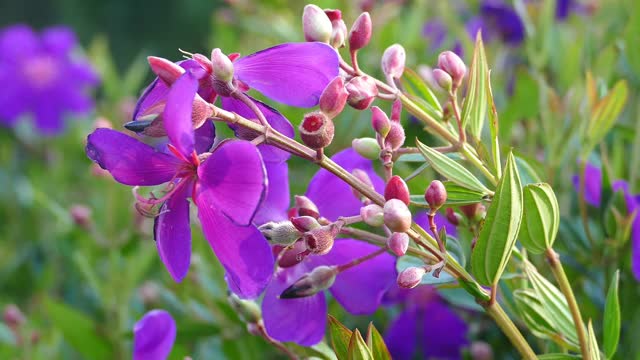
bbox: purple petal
[195,196,273,298]
[421,299,469,359]
[86,128,181,186]
[309,239,397,314]
[33,96,65,135]
[422,20,447,51]
[306,148,384,221]
[234,42,339,107]
[221,96,294,162]
[0,25,39,62]
[632,216,640,281]
[197,140,266,226]
[154,184,192,282]
[480,1,525,45]
[133,78,168,121]
[384,308,418,360]
[194,120,216,154]
[41,26,77,55]
[133,309,176,360]
[414,211,458,239]
[163,71,198,157]
[572,163,602,206]
[253,160,290,225]
[262,266,327,346]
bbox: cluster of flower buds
[370,104,405,163]
[424,180,447,212]
[302,5,347,49]
[279,265,338,298]
[397,266,426,288]
[434,51,466,92]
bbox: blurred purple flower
[0,24,99,134]
[133,309,176,360]
[383,285,469,360]
[422,20,464,57]
[471,1,526,46]
[86,69,273,297]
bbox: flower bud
[138,281,160,305]
[384,175,410,205]
[346,75,378,110]
[319,76,348,118]
[360,204,384,227]
[388,232,410,256]
[352,138,380,160]
[302,4,332,43]
[303,224,339,255]
[383,199,412,232]
[425,180,447,211]
[211,48,234,84]
[397,266,426,289]
[299,111,335,149]
[3,304,25,328]
[391,99,402,122]
[371,106,391,138]
[291,216,321,233]
[460,203,485,221]
[228,293,262,324]
[351,168,374,201]
[147,56,184,85]
[437,51,466,90]
[381,44,406,79]
[325,9,347,48]
[70,204,92,229]
[275,240,309,268]
[258,221,302,245]
[446,208,461,226]
[280,265,338,299]
[348,12,372,51]
[294,195,320,218]
[470,341,494,360]
[384,121,405,151]
[432,68,453,92]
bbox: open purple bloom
[468,1,525,46]
[383,285,469,360]
[262,239,397,345]
[133,309,176,360]
[0,24,99,134]
[86,69,273,297]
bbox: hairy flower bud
[228,293,262,324]
[275,240,309,268]
[397,266,426,288]
[425,180,447,211]
[352,137,380,160]
[381,44,406,79]
[325,9,347,48]
[446,207,461,226]
[280,265,338,299]
[302,4,332,43]
[319,76,348,118]
[70,204,92,229]
[148,56,184,85]
[385,175,411,205]
[360,204,384,227]
[388,232,410,256]
[211,48,234,84]
[299,111,335,149]
[303,224,339,255]
[348,12,372,51]
[384,121,405,151]
[3,304,25,328]
[291,216,321,233]
[371,106,391,138]
[294,195,320,218]
[470,341,494,360]
[346,75,378,110]
[383,199,412,232]
[437,51,466,90]
[259,221,302,245]
[460,203,486,221]
[432,68,453,92]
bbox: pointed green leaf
[328,315,352,359]
[461,32,489,139]
[347,329,373,360]
[587,320,602,360]
[400,67,442,115]
[603,270,620,359]
[585,80,628,152]
[366,323,391,360]
[471,152,523,285]
[486,69,501,177]
[410,181,489,207]
[537,354,582,360]
[416,140,491,194]
[520,183,560,254]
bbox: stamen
[190,150,200,167]
[167,144,190,163]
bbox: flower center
[22,55,59,89]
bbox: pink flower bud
[299,111,335,149]
[352,137,380,160]
[383,199,412,232]
[325,9,347,48]
[371,106,391,138]
[446,208,461,226]
[280,265,338,298]
[425,180,447,211]
[291,216,321,233]
[384,121,405,151]
[319,76,348,118]
[432,68,453,92]
[388,232,410,256]
[3,304,25,328]
[147,56,184,85]
[391,99,402,122]
[302,4,332,43]
[360,204,384,227]
[138,281,160,305]
[211,48,234,83]
[258,221,302,245]
[348,12,372,51]
[437,51,466,90]
[351,168,374,200]
[460,203,485,221]
[470,341,494,360]
[70,204,92,229]
[294,195,320,218]
[397,266,426,288]
[191,53,213,73]
[275,240,308,268]
[384,175,411,205]
[303,225,339,255]
[381,44,406,79]
[346,75,378,110]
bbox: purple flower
[0,25,99,134]
[472,1,526,46]
[383,285,469,360]
[86,69,273,297]
[133,309,176,360]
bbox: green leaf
[460,32,489,139]
[519,183,560,254]
[400,67,442,115]
[515,155,543,186]
[587,320,602,360]
[43,297,112,360]
[585,80,628,152]
[365,323,391,360]
[328,315,352,359]
[287,342,337,360]
[536,354,582,360]
[347,329,373,360]
[603,270,620,359]
[485,69,501,177]
[416,140,491,194]
[471,152,523,285]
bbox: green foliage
[461,32,489,140]
[519,183,560,254]
[603,271,620,359]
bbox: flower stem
[484,302,537,360]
